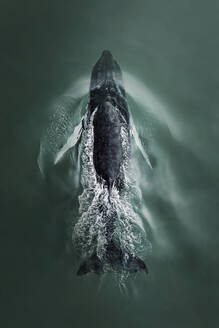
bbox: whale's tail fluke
[76,241,148,276]
[77,253,104,276]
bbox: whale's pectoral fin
[130,116,152,169]
[54,116,85,165]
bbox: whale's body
[76,51,148,275]
[93,101,122,191]
[38,51,150,276]
[88,50,129,192]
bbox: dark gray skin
[77,51,148,275]
[88,50,129,191]
[93,101,122,191]
[88,50,129,124]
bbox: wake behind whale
[38,50,152,278]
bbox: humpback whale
[39,50,150,276]
[75,50,148,275]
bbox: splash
[72,110,152,275]
[37,74,156,279]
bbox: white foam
[72,110,152,264]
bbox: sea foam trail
[37,89,153,276]
[72,110,152,273]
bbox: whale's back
[93,101,122,188]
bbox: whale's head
[89,50,124,93]
[88,50,129,122]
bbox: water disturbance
[38,84,153,283]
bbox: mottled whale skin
[77,51,148,276]
[88,50,129,191]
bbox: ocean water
[1,0,219,327]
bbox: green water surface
[1,0,219,327]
